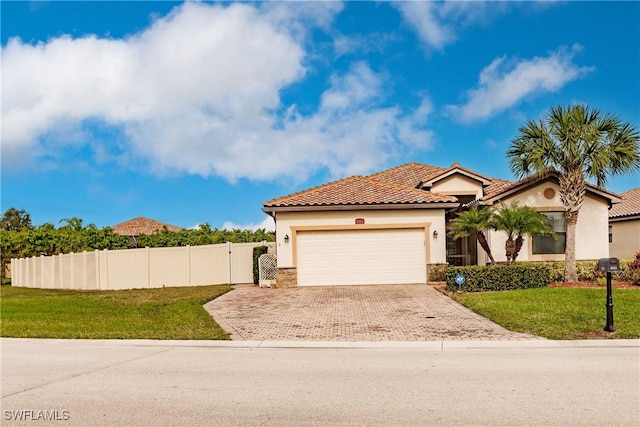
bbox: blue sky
[2,1,639,231]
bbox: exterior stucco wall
[273,209,447,268]
[430,175,483,199]
[485,182,610,262]
[573,195,610,260]
[609,219,640,260]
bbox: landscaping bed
[550,281,638,289]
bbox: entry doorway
[445,232,477,266]
[445,195,478,266]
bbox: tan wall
[609,219,640,260]
[430,175,483,199]
[274,209,447,267]
[10,242,274,290]
[486,182,610,262]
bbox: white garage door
[296,229,426,286]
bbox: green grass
[0,284,232,340]
[4,283,639,341]
[452,287,640,339]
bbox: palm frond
[508,104,639,186]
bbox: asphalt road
[1,339,639,426]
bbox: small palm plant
[448,206,496,264]
[491,202,555,264]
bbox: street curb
[2,337,638,350]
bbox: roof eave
[609,214,640,222]
[483,176,622,205]
[263,202,460,213]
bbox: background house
[113,217,183,246]
[609,188,640,260]
[264,163,620,288]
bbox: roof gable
[422,163,494,188]
[113,217,183,236]
[481,170,621,205]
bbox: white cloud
[222,216,275,232]
[447,45,594,122]
[2,2,434,181]
[332,32,397,58]
[395,1,514,52]
[320,62,382,110]
[395,2,454,51]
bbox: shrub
[542,260,599,282]
[592,257,637,283]
[627,251,640,285]
[427,264,448,282]
[252,246,269,285]
[445,264,551,292]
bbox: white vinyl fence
[11,242,274,290]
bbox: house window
[532,212,566,254]
[609,225,613,243]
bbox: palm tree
[59,217,85,231]
[448,206,496,264]
[508,105,640,280]
[491,202,555,264]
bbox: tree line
[0,208,274,279]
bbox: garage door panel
[296,229,426,286]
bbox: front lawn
[452,287,640,339]
[0,284,232,339]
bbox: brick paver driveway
[204,284,542,341]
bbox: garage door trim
[289,223,432,267]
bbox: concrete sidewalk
[204,284,543,341]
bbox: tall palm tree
[492,202,555,264]
[508,105,640,280]
[448,206,496,264]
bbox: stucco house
[263,162,620,287]
[609,187,640,260]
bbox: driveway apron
[204,284,542,341]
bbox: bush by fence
[445,264,551,292]
[252,246,269,285]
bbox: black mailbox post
[598,257,619,332]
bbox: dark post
[604,271,615,332]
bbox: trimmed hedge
[445,264,551,292]
[543,260,637,282]
[427,263,448,282]
[438,259,638,288]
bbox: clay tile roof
[263,175,457,208]
[482,178,522,200]
[367,162,445,187]
[264,162,622,211]
[113,217,183,236]
[609,187,640,219]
